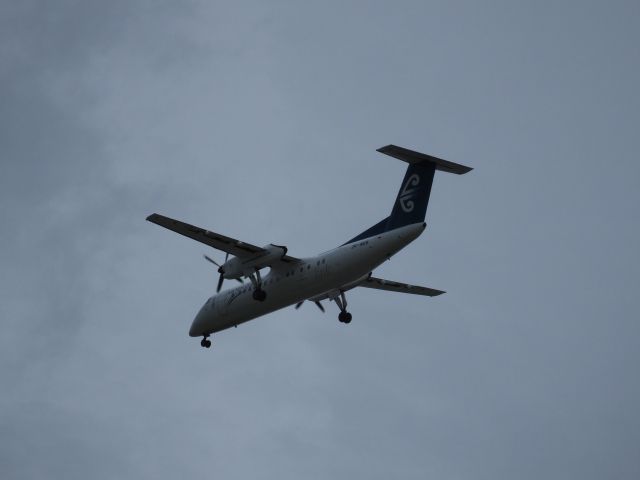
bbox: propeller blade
[203,254,221,267]
[216,272,224,293]
[295,301,304,309]
[314,301,325,313]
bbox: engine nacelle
[221,244,287,279]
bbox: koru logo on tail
[399,174,420,212]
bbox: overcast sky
[2,1,639,479]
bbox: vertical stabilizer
[379,144,471,230]
[343,145,471,244]
[386,161,436,230]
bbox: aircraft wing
[359,276,445,297]
[147,213,301,263]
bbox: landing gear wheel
[252,289,267,302]
[338,311,352,324]
[200,338,212,348]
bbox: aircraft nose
[189,303,207,337]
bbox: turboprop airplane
[147,145,471,348]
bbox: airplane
[147,145,472,348]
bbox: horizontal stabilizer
[377,144,472,175]
[359,276,445,297]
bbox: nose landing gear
[200,336,212,348]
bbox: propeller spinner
[204,253,243,292]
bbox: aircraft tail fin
[343,145,471,245]
[379,145,471,230]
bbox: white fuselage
[189,222,426,336]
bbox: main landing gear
[334,291,352,324]
[200,335,212,348]
[338,311,352,324]
[252,289,267,302]
[249,268,267,302]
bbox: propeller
[216,266,225,293]
[203,253,243,292]
[203,254,222,268]
[295,300,325,313]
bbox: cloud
[1,1,639,479]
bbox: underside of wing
[147,213,266,258]
[359,276,445,297]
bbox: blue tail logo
[399,174,420,212]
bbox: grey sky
[2,1,639,478]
